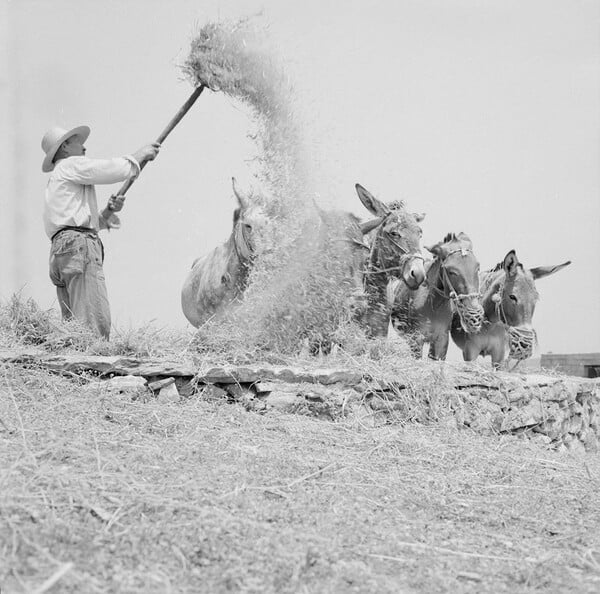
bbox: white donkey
[181,178,265,327]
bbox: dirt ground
[1,363,599,594]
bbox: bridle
[430,247,480,301]
[233,218,254,263]
[491,277,537,360]
[363,214,425,278]
[430,246,483,333]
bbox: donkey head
[355,183,426,290]
[483,250,571,359]
[427,232,484,333]
[231,177,267,262]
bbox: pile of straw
[0,294,194,359]
[183,18,287,119]
[183,19,373,355]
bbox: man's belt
[51,226,98,242]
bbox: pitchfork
[111,85,206,200]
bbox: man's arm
[61,143,160,185]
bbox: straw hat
[41,125,90,172]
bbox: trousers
[49,228,111,339]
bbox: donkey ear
[503,250,520,278]
[413,212,426,223]
[425,241,442,256]
[360,217,384,235]
[355,183,389,217]
[232,176,250,210]
[456,231,469,240]
[530,260,571,280]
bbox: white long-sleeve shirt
[43,155,140,239]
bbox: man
[41,124,160,339]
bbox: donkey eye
[509,294,518,302]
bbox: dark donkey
[451,250,571,367]
[355,183,427,337]
[181,177,265,327]
[391,232,484,359]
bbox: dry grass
[0,295,195,362]
[1,363,599,593]
[0,294,506,428]
[1,297,599,592]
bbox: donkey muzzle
[403,257,426,289]
[455,297,484,334]
[507,325,537,360]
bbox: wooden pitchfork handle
[114,84,206,198]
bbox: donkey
[390,232,484,360]
[355,183,427,337]
[451,250,571,368]
[181,177,265,327]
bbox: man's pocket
[49,232,89,286]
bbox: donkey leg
[462,341,481,362]
[428,330,450,361]
[491,344,506,370]
[409,334,425,359]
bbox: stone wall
[2,349,599,453]
[445,372,599,454]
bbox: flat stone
[104,375,148,394]
[197,365,362,387]
[252,381,278,394]
[158,382,180,403]
[148,377,176,392]
[200,367,260,384]
[24,353,195,378]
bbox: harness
[233,221,254,263]
[362,214,425,279]
[491,277,537,360]
[430,247,483,333]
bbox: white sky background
[1,0,598,357]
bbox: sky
[0,0,598,358]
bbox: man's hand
[107,194,126,212]
[132,142,161,165]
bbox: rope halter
[233,220,254,262]
[492,282,537,360]
[436,247,484,334]
[364,215,425,278]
